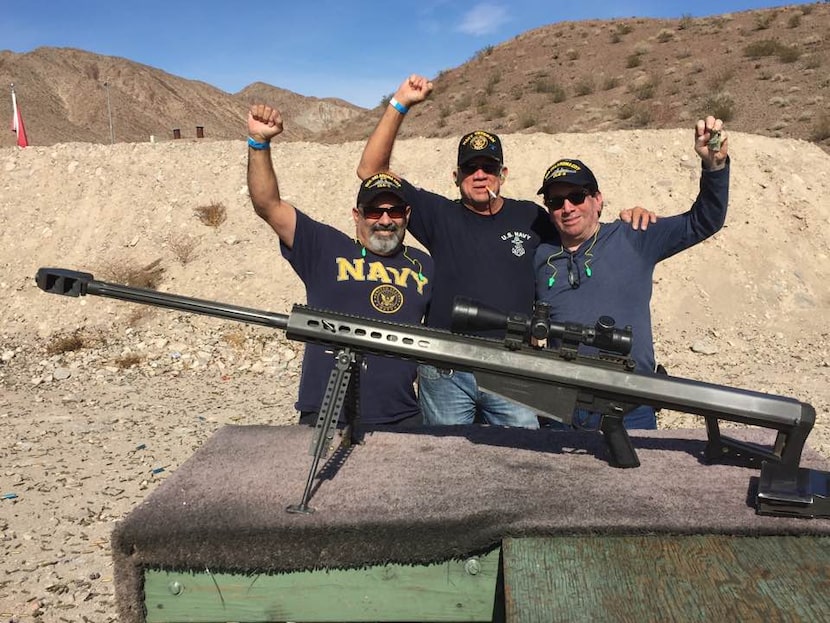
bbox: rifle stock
[34,267,829,518]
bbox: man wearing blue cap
[535,116,730,429]
[247,103,433,427]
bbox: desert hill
[1,4,829,151]
[0,47,365,146]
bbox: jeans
[540,405,657,430]
[418,365,540,429]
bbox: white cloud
[457,3,510,36]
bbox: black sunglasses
[359,204,408,220]
[459,161,502,176]
[544,190,592,210]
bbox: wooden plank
[502,535,830,623]
[143,547,500,622]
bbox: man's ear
[595,191,604,218]
[452,169,460,186]
[352,207,361,224]
[499,165,508,181]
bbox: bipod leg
[341,353,364,448]
[287,348,356,514]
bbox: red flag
[11,89,28,148]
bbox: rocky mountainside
[327,3,830,151]
[2,4,829,151]
[0,47,365,146]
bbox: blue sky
[0,0,807,108]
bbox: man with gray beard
[247,104,433,427]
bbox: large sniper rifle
[35,268,828,518]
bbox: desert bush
[168,233,200,265]
[614,22,633,35]
[610,32,622,44]
[778,45,801,63]
[565,48,579,61]
[102,258,164,289]
[617,103,636,120]
[706,66,736,90]
[787,13,802,28]
[626,53,642,68]
[602,76,620,91]
[476,45,494,60]
[632,75,660,101]
[744,39,783,59]
[810,113,830,142]
[574,78,594,96]
[485,72,501,95]
[519,114,536,129]
[113,353,143,369]
[803,56,822,69]
[454,92,473,112]
[126,306,155,327]
[632,106,653,125]
[754,10,778,30]
[194,201,227,227]
[222,329,248,350]
[703,92,736,121]
[46,330,87,355]
[551,84,567,103]
[678,14,693,30]
[656,29,674,43]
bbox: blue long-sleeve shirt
[534,161,730,374]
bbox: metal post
[104,80,114,144]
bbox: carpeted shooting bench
[112,425,830,622]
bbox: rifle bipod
[287,348,363,514]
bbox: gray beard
[365,227,404,255]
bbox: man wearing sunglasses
[247,103,433,428]
[535,116,729,430]
[357,75,653,429]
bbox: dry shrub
[168,234,200,265]
[102,258,164,289]
[222,329,248,349]
[702,92,736,121]
[194,201,227,227]
[126,306,155,327]
[574,78,595,96]
[811,114,830,142]
[46,330,87,355]
[113,353,143,369]
[656,29,674,43]
[706,66,736,90]
[754,10,778,30]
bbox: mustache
[371,222,400,233]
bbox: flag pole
[10,82,28,147]
[104,80,114,144]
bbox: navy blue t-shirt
[280,210,433,424]
[401,179,553,339]
[535,163,729,375]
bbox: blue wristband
[247,136,271,150]
[389,97,409,115]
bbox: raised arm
[356,74,433,180]
[246,104,298,248]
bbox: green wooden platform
[143,548,501,622]
[502,535,830,623]
[138,535,830,622]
